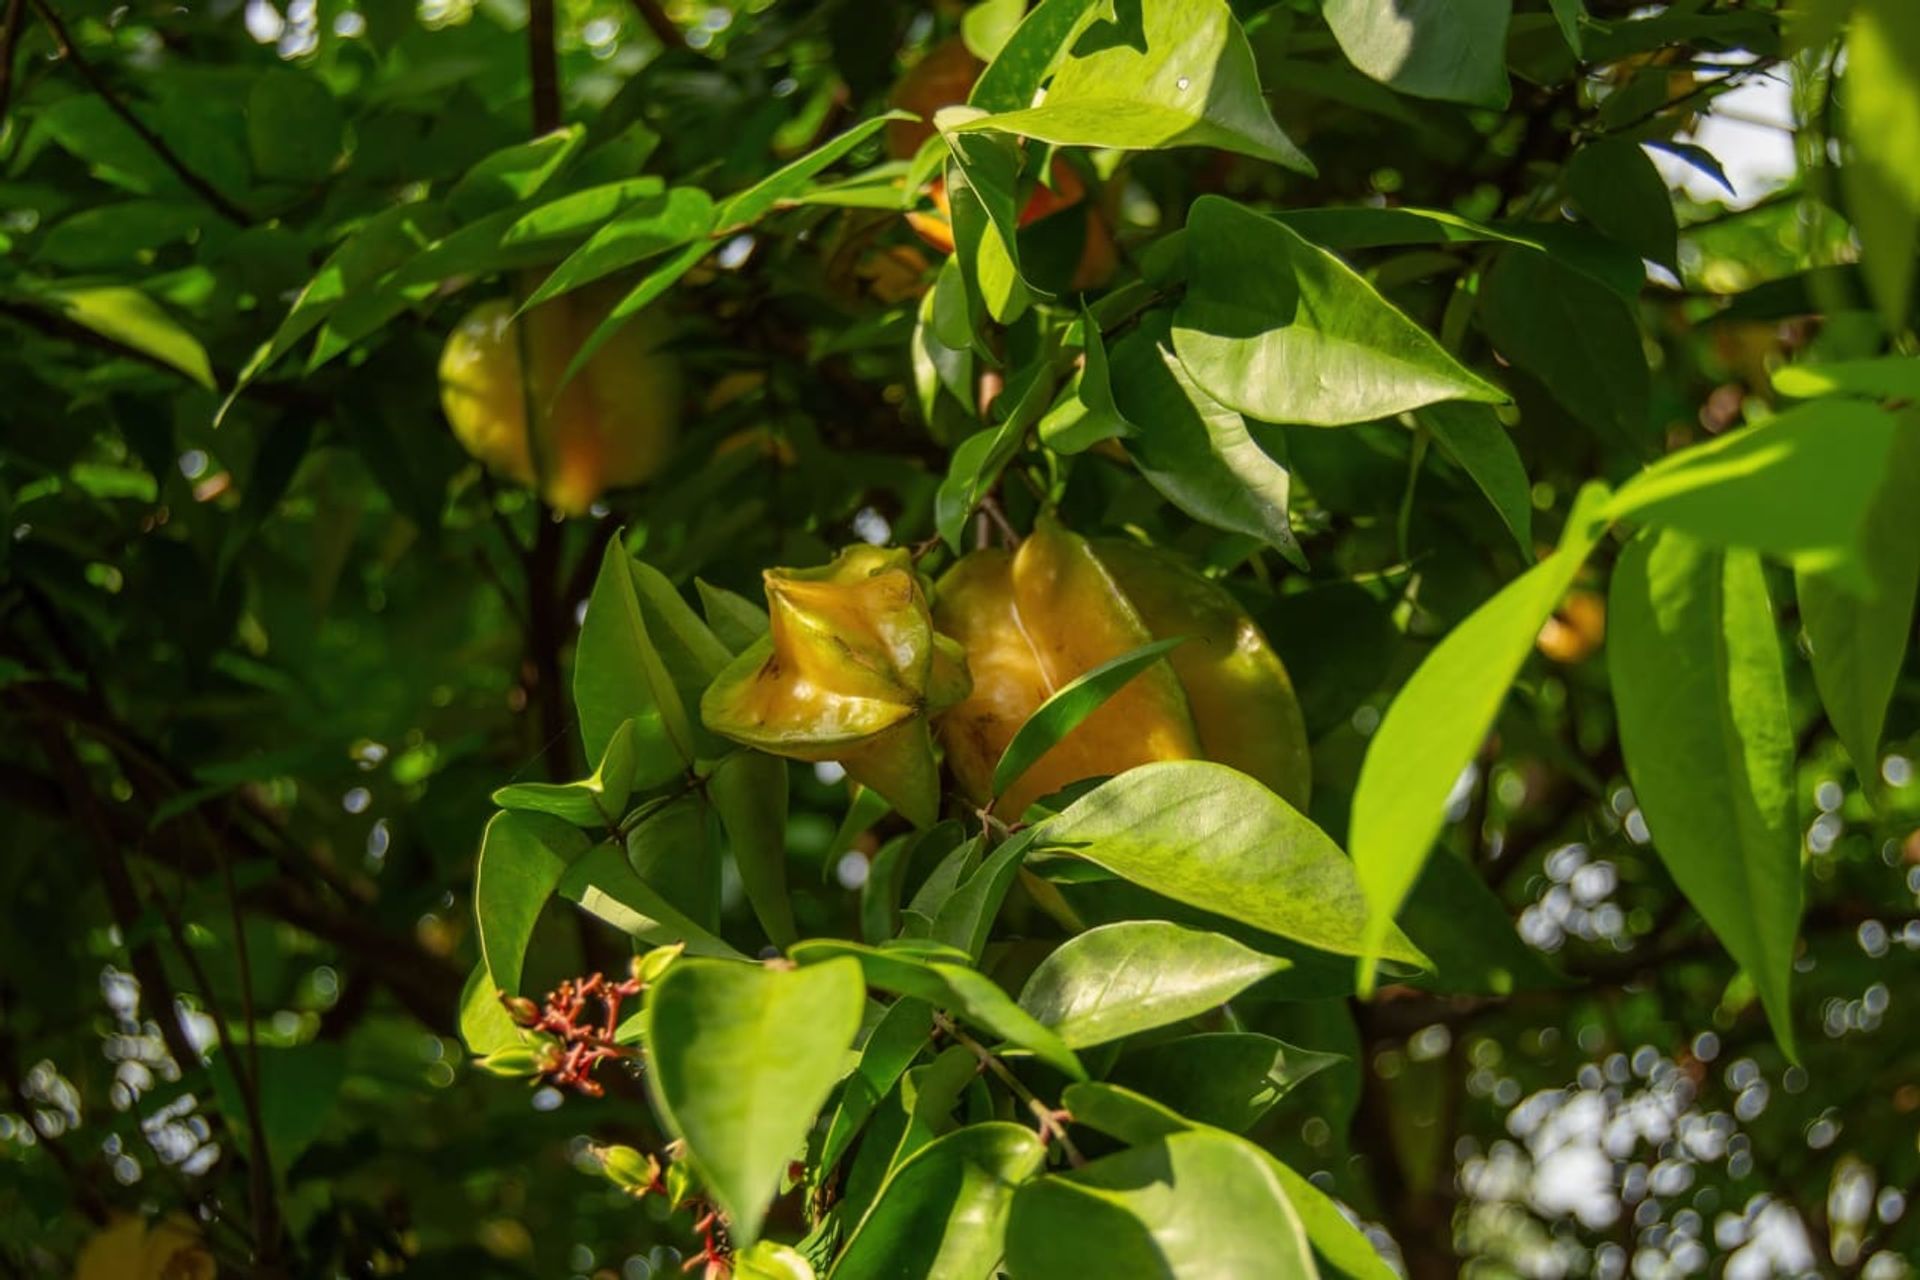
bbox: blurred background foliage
[0,0,1916,1276]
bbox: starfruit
[933,516,1311,816]
[700,545,969,827]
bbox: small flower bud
[594,1144,661,1194]
[501,995,542,1027]
[475,1045,542,1077]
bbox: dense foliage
[3,0,1918,1276]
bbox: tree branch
[626,0,688,51]
[527,0,560,135]
[24,0,250,225]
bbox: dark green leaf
[711,751,798,946]
[819,999,934,1175]
[697,579,771,654]
[557,842,744,960]
[1416,401,1532,553]
[969,0,1101,114]
[1566,138,1678,271]
[247,70,345,184]
[928,827,1041,960]
[573,537,700,785]
[1842,0,1920,329]
[1108,1032,1339,1133]
[519,186,717,311]
[475,811,590,999]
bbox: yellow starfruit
[700,545,968,827]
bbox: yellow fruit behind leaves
[437,282,679,515]
[76,1215,214,1280]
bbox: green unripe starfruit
[700,545,969,827]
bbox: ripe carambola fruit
[934,518,1312,817]
[437,283,679,515]
[700,545,969,828]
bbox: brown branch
[527,0,560,134]
[626,0,688,50]
[0,0,25,127]
[24,0,250,225]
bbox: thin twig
[527,0,560,135]
[25,0,250,225]
[934,1013,1085,1167]
[626,0,688,50]
[0,0,26,128]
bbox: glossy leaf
[696,579,771,654]
[474,811,589,999]
[1037,760,1427,965]
[956,0,1313,172]
[573,538,700,784]
[992,637,1187,800]
[929,828,1041,961]
[1324,0,1513,108]
[789,939,1086,1081]
[1772,355,1920,402]
[1610,528,1801,1056]
[1063,1083,1395,1279]
[829,1122,1046,1280]
[491,718,638,827]
[969,0,1102,113]
[1109,321,1304,567]
[1004,1129,1316,1278]
[1797,418,1920,780]
[819,999,935,1175]
[1604,398,1896,582]
[46,287,215,389]
[1173,197,1505,426]
[557,842,744,960]
[1350,485,1611,984]
[643,957,867,1245]
[1017,921,1287,1048]
[1109,1032,1339,1133]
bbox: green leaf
[829,1122,1046,1280]
[1773,355,1920,401]
[962,0,1029,61]
[1172,197,1505,426]
[711,751,798,947]
[956,0,1313,173]
[1843,0,1920,330]
[492,719,638,826]
[643,957,867,1246]
[992,637,1188,800]
[1610,529,1801,1058]
[573,537,701,786]
[519,186,717,311]
[475,811,590,999]
[34,200,202,270]
[928,828,1041,961]
[1004,1129,1315,1278]
[1062,1083,1396,1280]
[1350,484,1611,985]
[719,113,914,228]
[941,124,1032,320]
[1549,0,1587,54]
[1603,398,1897,582]
[1268,208,1644,297]
[789,939,1086,1081]
[446,127,583,221]
[737,1242,818,1280]
[1399,850,1567,997]
[557,842,744,960]
[1479,247,1649,453]
[1036,760,1426,966]
[934,361,1056,550]
[819,999,934,1175]
[1109,320,1304,568]
[1039,309,1131,453]
[697,579,771,654]
[44,286,215,389]
[627,792,722,930]
[246,69,344,185]
[1798,417,1920,781]
[1416,402,1533,553]
[559,239,712,392]
[969,0,1101,114]
[1566,138,1678,271]
[210,1042,347,1182]
[1324,0,1513,108]
[1016,921,1287,1048]
[1108,1032,1339,1133]
[459,961,524,1057]
[501,176,669,246]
